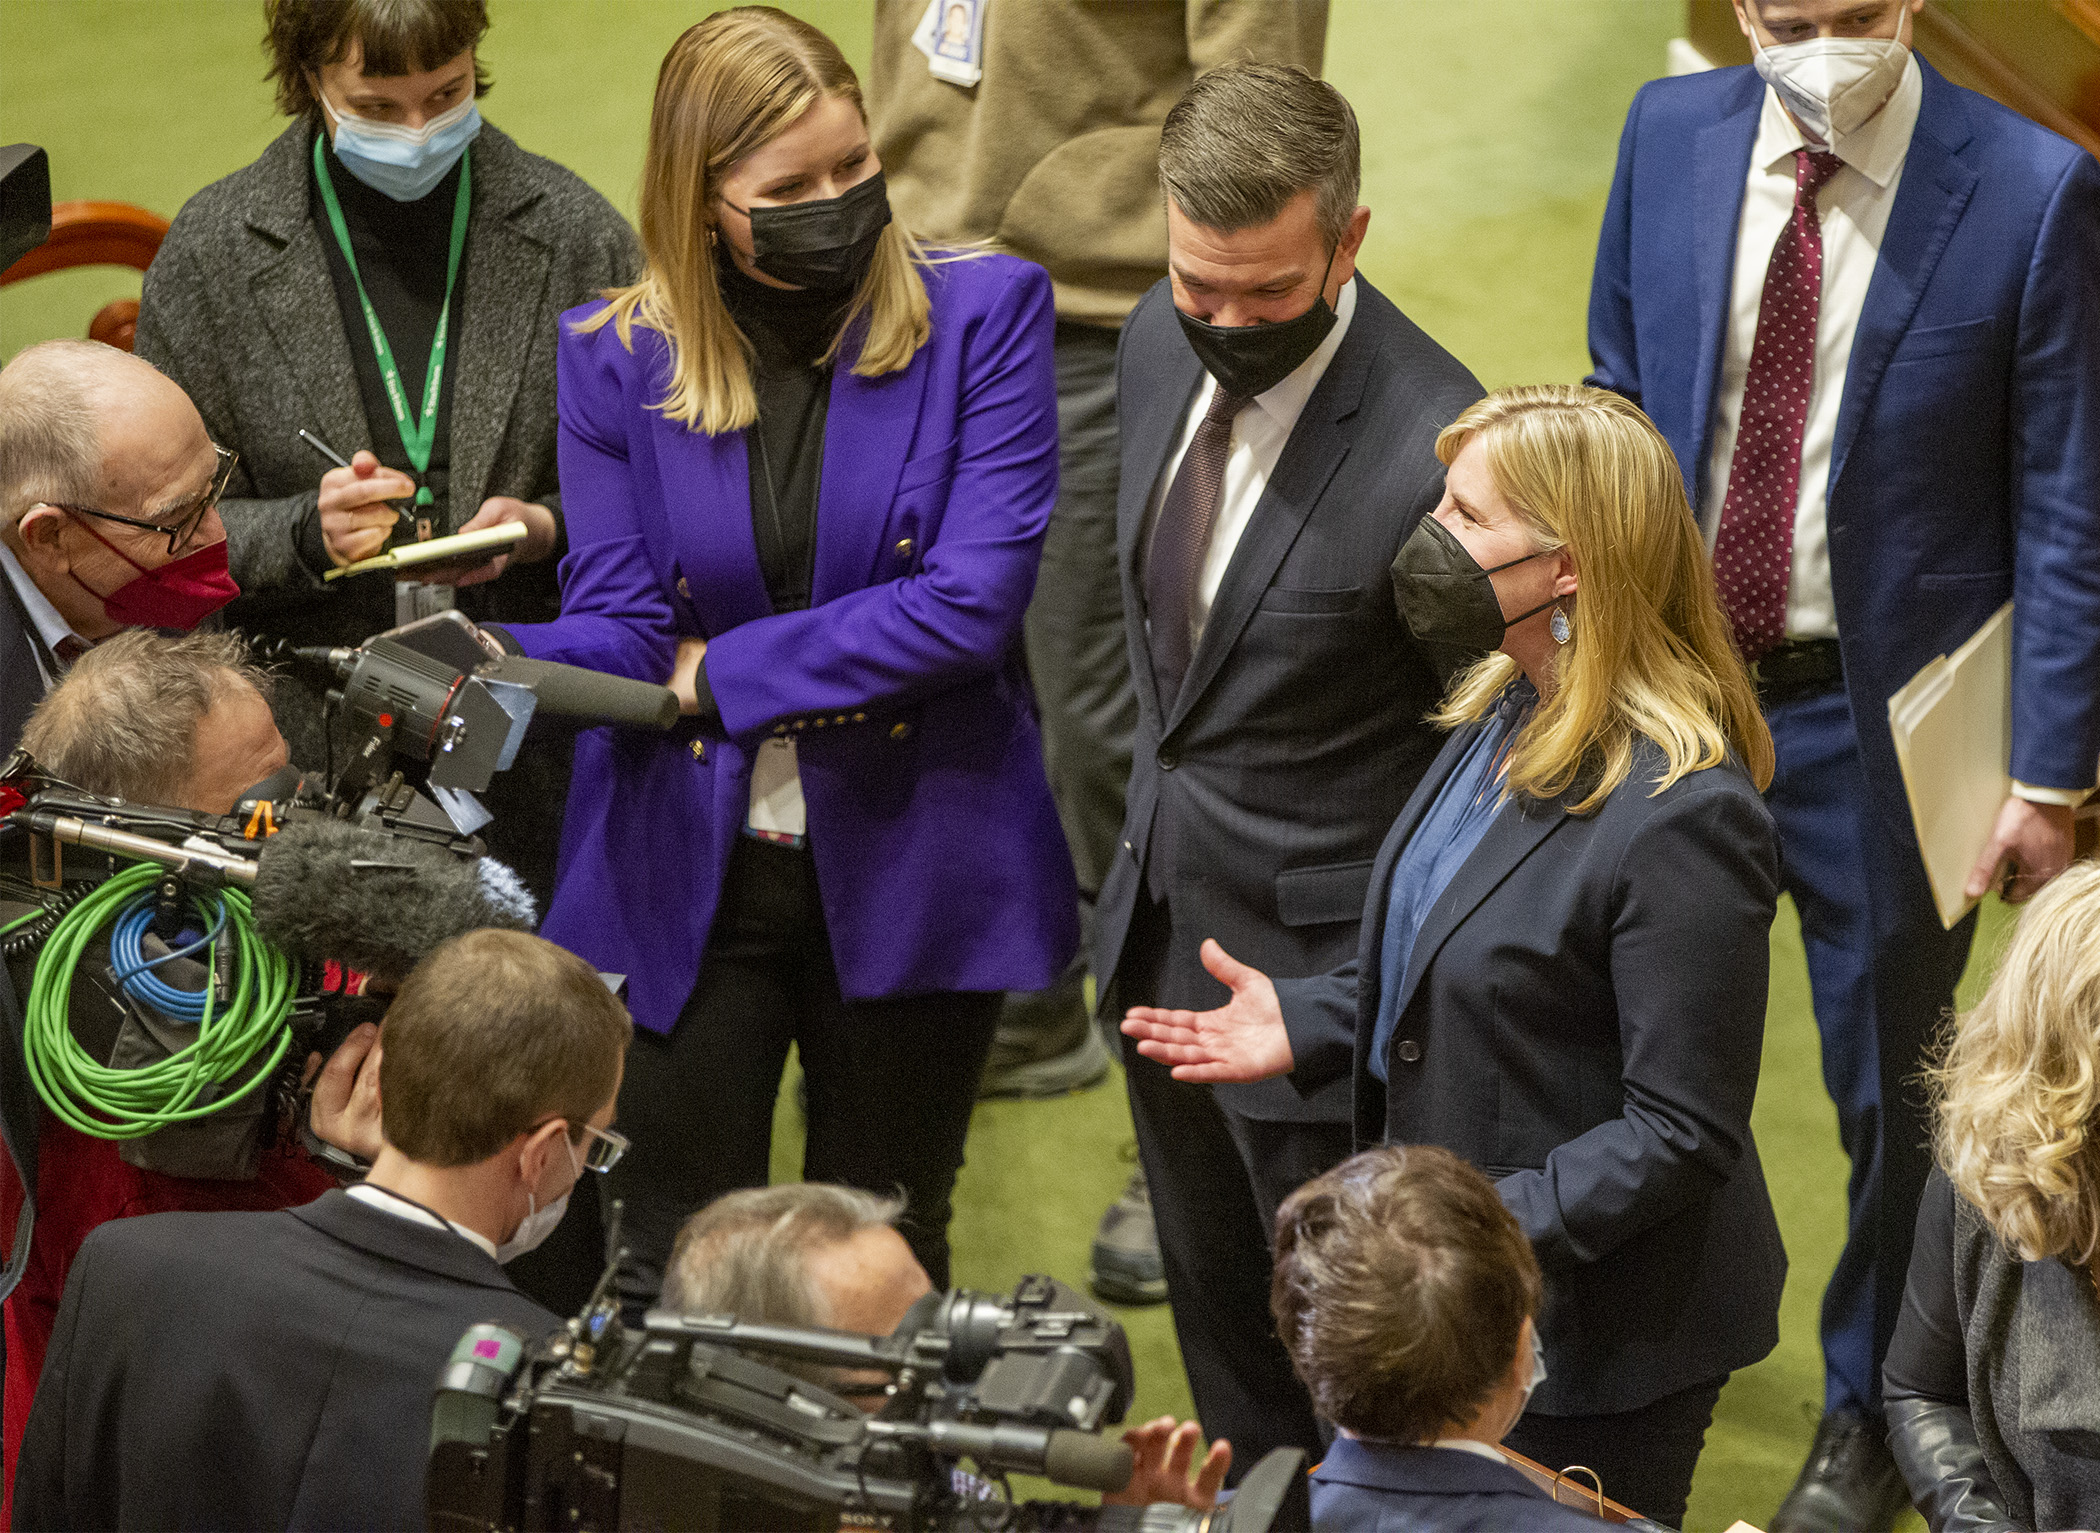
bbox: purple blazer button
[676,577,691,598]
[890,722,912,741]
[689,741,706,762]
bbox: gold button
[676,577,691,599]
[689,740,706,762]
[773,723,788,736]
[795,719,808,730]
[895,538,914,557]
[833,714,847,725]
[813,716,827,728]
[853,712,866,723]
[890,722,911,741]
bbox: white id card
[912,0,986,87]
[746,736,808,839]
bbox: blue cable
[107,893,226,1024]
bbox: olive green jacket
[869,0,1328,326]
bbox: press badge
[747,736,808,841]
[912,0,986,88]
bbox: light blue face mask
[320,86,481,202]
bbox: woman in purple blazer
[493,8,1076,1303]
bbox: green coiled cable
[21,864,296,1139]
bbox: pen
[300,430,411,523]
[297,429,352,470]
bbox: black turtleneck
[310,128,467,523]
[716,250,852,615]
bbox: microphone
[251,815,537,984]
[484,656,680,732]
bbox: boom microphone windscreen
[1041,1429,1135,1494]
[252,816,536,984]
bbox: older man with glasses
[0,338,241,759]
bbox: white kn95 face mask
[1749,5,1911,147]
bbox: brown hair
[264,0,491,119]
[22,629,270,806]
[1271,1145,1542,1442]
[578,6,933,435]
[1158,61,1361,248]
[379,930,631,1166]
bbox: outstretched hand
[1119,939,1293,1084]
[304,1023,384,1162]
[1105,1417,1230,1509]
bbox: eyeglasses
[48,443,238,557]
[570,1120,629,1173]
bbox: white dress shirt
[347,1181,501,1261]
[1703,58,1921,643]
[0,538,90,689]
[1145,276,1359,651]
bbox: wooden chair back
[0,199,171,352]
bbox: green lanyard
[312,133,471,510]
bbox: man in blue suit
[1586,1,2100,1526]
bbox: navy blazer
[1274,727,1785,1416]
[1587,58,2100,820]
[1310,1438,1608,1533]
[15,1191,557,1531]
[1094,275,1482,1122]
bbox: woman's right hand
[1121,939,1295,1083]
[668,636,708,715]
[319,450,414,566]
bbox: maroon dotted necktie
[1713,147,1845,662]
[1145,387,1249,704]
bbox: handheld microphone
[251,816,537,984]
[483,656,680,732]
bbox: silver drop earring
[1550,605,1571,645]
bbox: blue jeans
[1762,686,1975,1417]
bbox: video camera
[0,613,677,1179]
[427,1265,1306,1532]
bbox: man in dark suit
[14,929,633,1532]
[1095,61,1481,1473]
[0,338,240,759]
[1586,0,2100,1524]
[1275,1145,1604,1533]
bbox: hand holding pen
[299,429,414,568]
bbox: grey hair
[0,339,118,529]
[661,1183,908,1373]
[21,629,272,805]
[1158,61,1361,249]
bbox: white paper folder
[1886,601,2013,929]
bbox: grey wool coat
[136,119,638,899]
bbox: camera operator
[1271,1145,1603,1531]
[0,339,241,758]
[0,630,389,1512]
[663,1183,1230,1510]
[14,928,630,1532]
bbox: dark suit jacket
[1274,730,1786,1415]
[14,1190,557,1531]
[0,569,52,763]
[1310,1438,1606,1533]
[1587,58,2100,825]
[1094,276,1481,1122]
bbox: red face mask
[67,516,240,630]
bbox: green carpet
[1,2,2013,1525]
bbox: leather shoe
[1089,1164,1169,1306]
[1769,1408,1913,1533]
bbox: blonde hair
[578,6,931,435]
[1431,386,1773,814]
[1932,860,2100,1267]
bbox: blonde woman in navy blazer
[1121,386,1784,1524]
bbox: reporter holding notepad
[134,0,638,905]
[1121,387,1785,1525]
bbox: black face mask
[1174,248,1339,400]
[1390,512,1558,661]
[729,171,893,292]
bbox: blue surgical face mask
[319,85,481,202]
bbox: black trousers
[1117,895,1353,1480]
[601,836,1001,1309]
[1502,1373,1728,1529]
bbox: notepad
[322,521,528,582]
[1887,601,2013,928]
